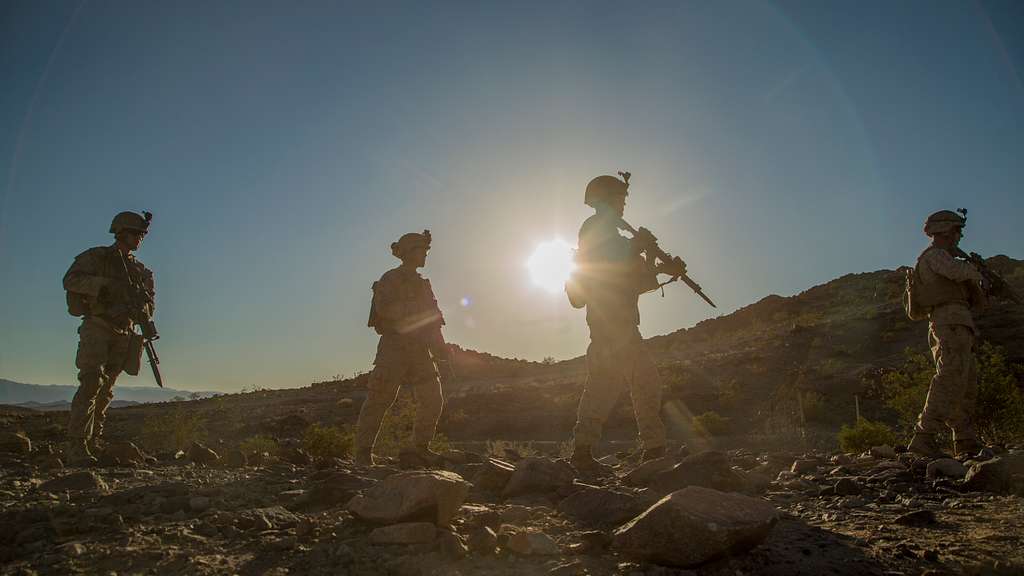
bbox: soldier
[355,230,452,467]
[565,175,669,471]
[63,211,155,465]
[906,210,987,459]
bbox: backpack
[367,281,385,334]
[66,291,89,317]
[902,266,929,321]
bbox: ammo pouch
[124,333,144,376]
[903,268,929,321]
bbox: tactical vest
[914,247,970,308]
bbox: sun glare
[526,238,576,294]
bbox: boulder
[505,529,561,555]
[790,459,818,474]
[368,522,437,545]
[612,486,779,567]
[833,478,862,496]
[962,454,1024,494]
[651,451,750,495]
[0,432,31,455]
[239,506,302,530]
[502,457,575,497]
[347,470,470,526]
[556,485,645,528]
[302,470,374,508]
[437,529,468,560]
[466,526,497,554]
[870,445,897,460]
[101,441,146,466]
[471,458,516,494]
[279,447,311,467]
[187,442,220,466]
[926,458,967,480]
[40,471,108,493]
[621,457,676,487]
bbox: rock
[466,526,497,554]
[303,471,374,508]
[347,470,470,526]
[556,484,645,528]
[612,486,779,568]
[790,459,818,474]
[187,442,220,466]
[222,448,248,468]
[0,432,31,455]
[895,510,937,527]
[279,446,311,466]
[502,457,575,497]
[834,478,862,496]
[574,530,612,555]
[870,445,897,460]
[962,454,1024,494]
[621,457,676,487]
[831,453,853,465]
[239,506,302,530]
[437,529,468,560]
[368,522,437,545]
[471,458,516,494]
[40,471,108,493]
[926,458,967,479]
[189,496,211,512]
[548,560,585,575]
[651,451,750,495]
[505,530,561,555]
[100,441,147,466]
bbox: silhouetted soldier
[565,175,668,471]
[906,210,987,458]
[356,230,452,467]
[63,212,155,465]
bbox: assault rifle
[615,218,717,308]
[954,248,1022,305]
[952,208,1021,305]
[116,243,164,388]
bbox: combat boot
[569,445,614,475]
[66,439,98,467]
[354,447,374,467]
[906,433,945,459]
[399,446,444,469]
[640,445,666,463]
[953,438,993,461]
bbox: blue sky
[1,1,1022,392]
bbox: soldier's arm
[141,266,156,315]
[62,250,109,297]
[925,249,983,283]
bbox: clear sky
[1,1,1022,392]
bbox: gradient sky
[2,1,1022,392]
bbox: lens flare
[526,238,576,294]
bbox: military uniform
[571,211,666,456]
[63,245,154,447]
[912,246,982,448]
[355,241,447,461]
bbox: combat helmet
[109,211,152,234]
[584,174,629,208]
[391,230,431,258]
[923,209,966,237]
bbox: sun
[526,238,576,293]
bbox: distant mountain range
[0,378,219,408]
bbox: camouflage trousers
[915,324,978,442]
[573,334,666,451]
[68,317,131,441]
[354,336,444,452]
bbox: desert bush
[880,343,1024,444]
[302,423,353,462]
[692,411,731,436]
[140,405,206,451]
[240,435,279,457]
[837,419,897,453]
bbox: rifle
[954,248,1022,305]
[952,208,1021,305]
[615,218,717,308]
[116,248,164,387]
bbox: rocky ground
[1,427,1022,576]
